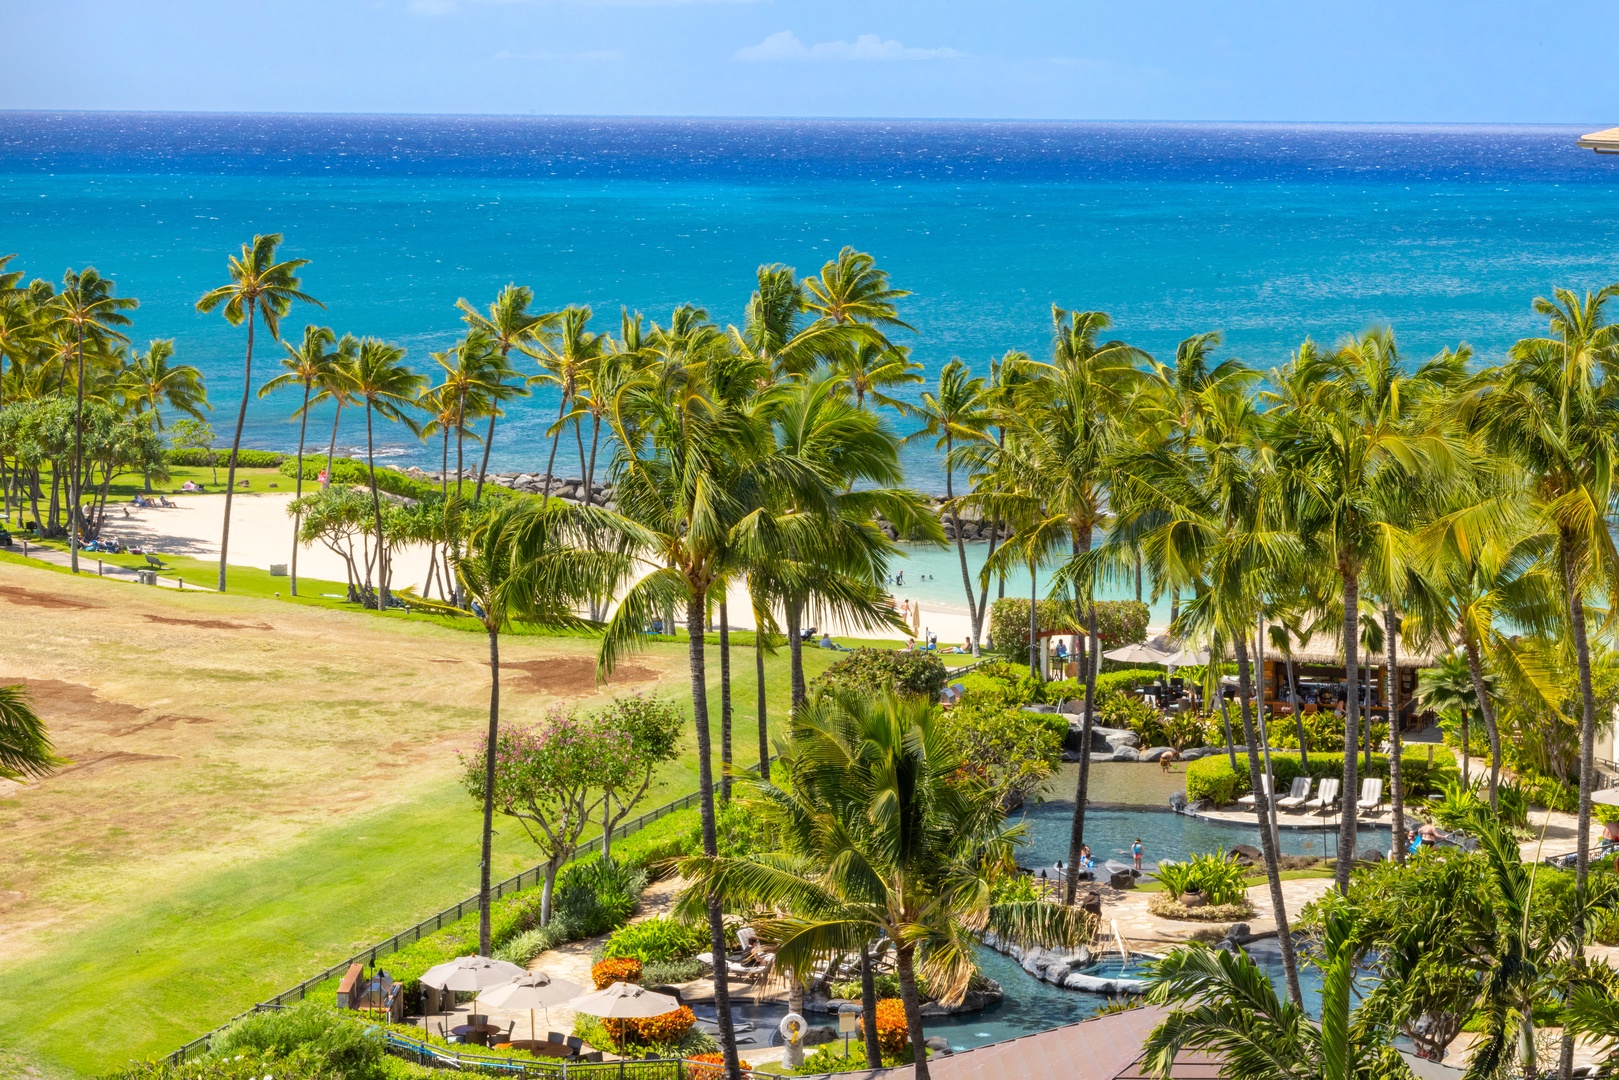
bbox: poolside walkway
[1101,876,1336,951]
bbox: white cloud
[495,48,626,61]
[735,31,960,63]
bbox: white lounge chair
[1276,776,1313,810]
[1237,774,1273,810]
[1357,778,1384,814]
[1308,778,1341,813]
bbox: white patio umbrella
[1593,787,1619,806]
[418,955,529,1029]
[569,980,681,1018]
[1161,645,1211,667]
[1103,641,1172,664]
[477,971,584,1044]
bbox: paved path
[12,540,202,591]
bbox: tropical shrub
[166,447,288,468]
[1095,692,1159,730]
[1426,778,1529,831]
[616,1005,696,1044]
[600,917,707,964]
[687,1052,752,1080]
[1151,851,1248,905]
[861,999,911,1059]
[1146,892,1254,922]
[278,456,449,502]
[831,973,903,1001]
[208,1004,386,1080]
[988,599,1151,660]
[640,957,707,985]
[1184,749,1456,805]
[1269,710,1388,753]
[108,1049,336,1080]
[573,1008,713,1057]
[989,871,1042,904]
[813,648,948,699]
[954,661,1043,708]
[591,957,643,989]
[937,703,1064,801]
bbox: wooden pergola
[1578,127,1619,154]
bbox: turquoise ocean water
[5,115,1619,606]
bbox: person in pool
[1132,838,1144,871]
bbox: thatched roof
[1278,630,1438,669]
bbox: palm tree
[1267,329,1460,892]
[119,338,208,493]
[259,326,342,596]
[196,234,321,592]
[829,339,924,411]
[343,339,424,606]
[910,359,994,654]
[421,499,635,954]
[1474,285,1619,923]
[531,305,602,501]
[57,267,136,572]
[0,684,62,782]
[456,285,552,501]
[803,247,913,333]
[677,689,1089,1080]
[1140,894,1406,1080]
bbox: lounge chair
[1276,776,1314,810]
[1308,778,1341,814]
[1237,774,1273,811]
[1357,778,1384,814]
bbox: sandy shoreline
[103,492,987,644]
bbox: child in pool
[1132,838,1144,871]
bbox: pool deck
[1188,803,1392,832]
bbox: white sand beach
[108,492,980,644]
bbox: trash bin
[137,569,157,586]
[269,563,288,577]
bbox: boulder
[1059,699,1083,715]
[1140,746,1173,762]
[1168,791,1189,813]
[803,1025,837,1047]
[1023,703,1058,714]
[1108,869,1137,889]
[924,1036,953,1053]
[1111,747,1140,763]
[1224,922,1251,945]
[1359,848,1386,863]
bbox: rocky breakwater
[979,932,1151,995]
[410,468,616,508]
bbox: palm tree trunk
[1065,600,1099,906]
[219,311,256,592]
[365,405,389,607]
[755,618,770,782]
[474,408,498,503]
[719,596,732,804]
[541,396,567,501]
[455,405,465,497]
[943,438,982,650]
[1461,633,1502,810]
[687,585,742,1080]
[1219,687,1239,773]
[325,401,342,481]
[1286,644,1308,769]
[860,942,882,1067]
[1560,534,1598,959]
[440,426,449,500]
[787,597,806,711]
[895,943,930,1080]
[479,624,501,955]
[1233,635,1303,1008]
[1026,561,1038,679]
[1385,606,1406,865]
[973,518,998,654]
[70,325,85,573]
[1337,568,1361,894]
[290,383,311,597]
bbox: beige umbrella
[1593,787,1619,806]
[419,955,529,1029]
[477,972,584,1044]
[1103,641,1171,664]
[1162,645,1211,667]
[570,980,680,1018]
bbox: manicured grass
[0,558,848,1078]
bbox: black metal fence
[161,775,739,1066]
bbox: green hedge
[989,598,1151,661]
[278,457,446,502]
[166,448,288,468]
[812,647,949,699]
[1185,749,1457,806]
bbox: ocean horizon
[4,111,1618,489]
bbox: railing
[380,1032,760,1080]
[162,769,764,1066]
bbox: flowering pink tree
[462,704,624,926]
[594,694,685,860]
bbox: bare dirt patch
[502,657,658,697]
[0,677,145,730]
[0,585,93,611]
[142,614,273,631]
[107,714,218,738]
[49,750,179,777]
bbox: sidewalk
[12,539,204,592]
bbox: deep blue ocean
[4,112,1619,488]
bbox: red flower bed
[686,1051,751,1080]
[860,998,910,1059]
[606,1005,696,1045]
[591,957,643,989]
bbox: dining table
[450,1022,504,1047]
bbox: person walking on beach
[1132,838,1144,872]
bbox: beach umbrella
[1103,642,1171,664]
[1161,645,1210,667]
[569,980,680,1018]
[1594,787,1619,807]
[419,955,529,1028]
[477,971,584,1043]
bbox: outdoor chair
[566,1036,584,1053]
[1237,774,1273,811]
[1276,777,1314,810]
[548,1032,566,1045]
[1357,778,1384,813]
[1308,778,1341,813]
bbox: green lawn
[0,564,857,1079]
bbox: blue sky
[5,0,1619,123]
